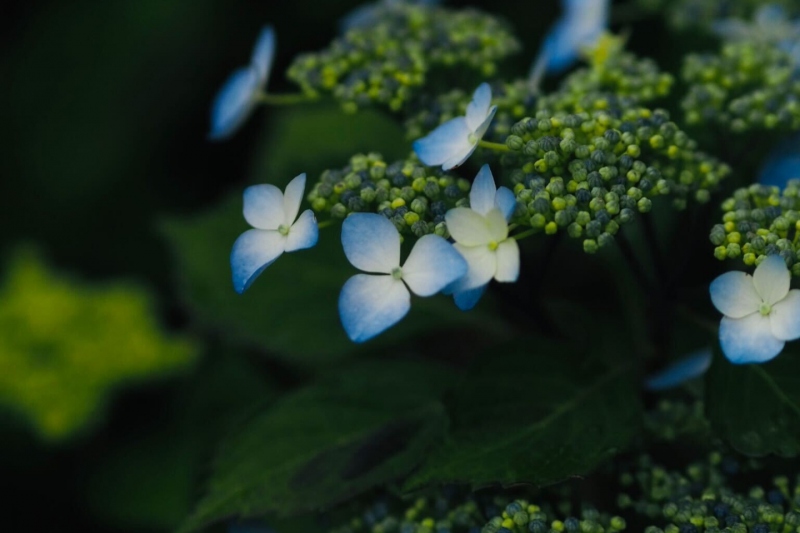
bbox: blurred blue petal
[339,274,410,342]
[208,66,260,141]
[758,134,800,188]
[453,284,487,311]
[401,235,467,297]
[251,26,276,84]
[230,229,286,293]
[644,349,713,391]
[341,213,400,274]
[495,187,517,221]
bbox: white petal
[452,243,496,292]
[494,239,520,283]
[243,184,285,230]
[445,208,492,246]
[401,235,468,297]
[709,271,761,318]
[753,255,791,305]
[495,186,517,221]
[338,274,410,343]
[644,349,713,391]
[453,285,487,311]
[341,213,400,274]
[719,313,785,364]
[472,105,498,140]
[282,173,307,225]
[465,83,492,132]
[208,66,260,141]
[469,165,497,216]
[251,26,276,85]
[230,229,286,294]
[486,208,509,242]
[770,290,800,341]
[413,117,474,169]
[285,210,319,252]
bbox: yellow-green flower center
[391,267,403,280]
[759,302,772,316]
[488,241,499,251]
[278,224,290,236]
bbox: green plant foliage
[180,359,457,532]
[404,341,642,491]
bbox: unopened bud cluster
[501,107,730,253]
[709,180,800,275]
[644,399,712,443]
[307,153,470,237]
[287,4,519,112]
[634,0,799,31]
[682,42,800,132]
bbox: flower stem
[256,92,316,105]
[317,219,336,230]
[511,228,538,241]
[477,140,511,153]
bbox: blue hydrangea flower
[339,213,467,342]
[644,349,713,391]
[710,255,800,364]
[713,5,800,69]
[231,174,318,294]
[758,133,800,188]
[529,0,610,83]
[209,26,276,141]
[413,83,497,171]
[443,165,519,310]
[340,0,441,33]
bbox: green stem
[478,140,511,153]
[317,219,336,230]
[256,92,316,105]
[511,228,538,241]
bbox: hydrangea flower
[339,213,467,342]
[413,83,497,171]
[529,0,610,83]
[713,5,800,69]
[209,26,276,141]
[444,165,519,310]
[230,174,318,294]
[644,349,713,391]
[340,0,441,33]
[710,255,800,364]
[758,133,800,188]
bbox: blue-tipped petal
[251,26,276,84]
[401,235,468,297]
[465,83,493,132]
[243,184,285,230]
[535,0,610,75]
[209,66,260,141]
[758,134,800,188]
[495,186,517,221]
[230,229,286,293]
[341,213,400,274]
[285,210,319,252]
[770,290,800,341]
[644,349,713,391]
[453,284,487,311]
[469,165,497,216]
[719,313,785,364]
[339,274,410,342]
[413,117,474,169]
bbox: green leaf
[404,341,642,491]
[706,348,800,457]
[180,359,456,532]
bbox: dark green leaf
[404,341,642,490]
[180,359,455,532]
[706,348,800,457]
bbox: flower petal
[282,173,306,225]
[453,285,487,311]
[719,313,785,364]
[230,229,286,294]
[494,239,520,283]
[495,186,517,221]
[208,66,260,141]
[465,83,492,132]
[251,26,276,85]
[401,235,468,297]
[442,143,480,171]
[469,164,497,216]
[338,274,410,343]
[341,213,400,274]
[285,210,319,252]
[644,349,713,391]
[472,105,498,140]
[770,289,800,341]
[413,117,474,169]
[486,208,509,242]
[452,243,496,292]
[445,208,493,246]
[709,271,761,318]
[758,134,800,188]
[753,255,790,305]
[243,184,285,230]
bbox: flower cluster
[286,3,519,112]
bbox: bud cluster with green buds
[682,42,800,133]
[500,107,730,253]
[287,4,520,113]
[306,152,471,237]
[634,0,799,31]
[709,180,800,275]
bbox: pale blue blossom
[710,255,800,364]
[444,165,519,310]
[339,213,467,342]
[528,0,610,85]
[713,5,800,70]
[413,83,497,171]
[230,174,318,294]
[209,26,276,141]
[758,133,800,188]
[644,349,713,391]
[340,0,441,33]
